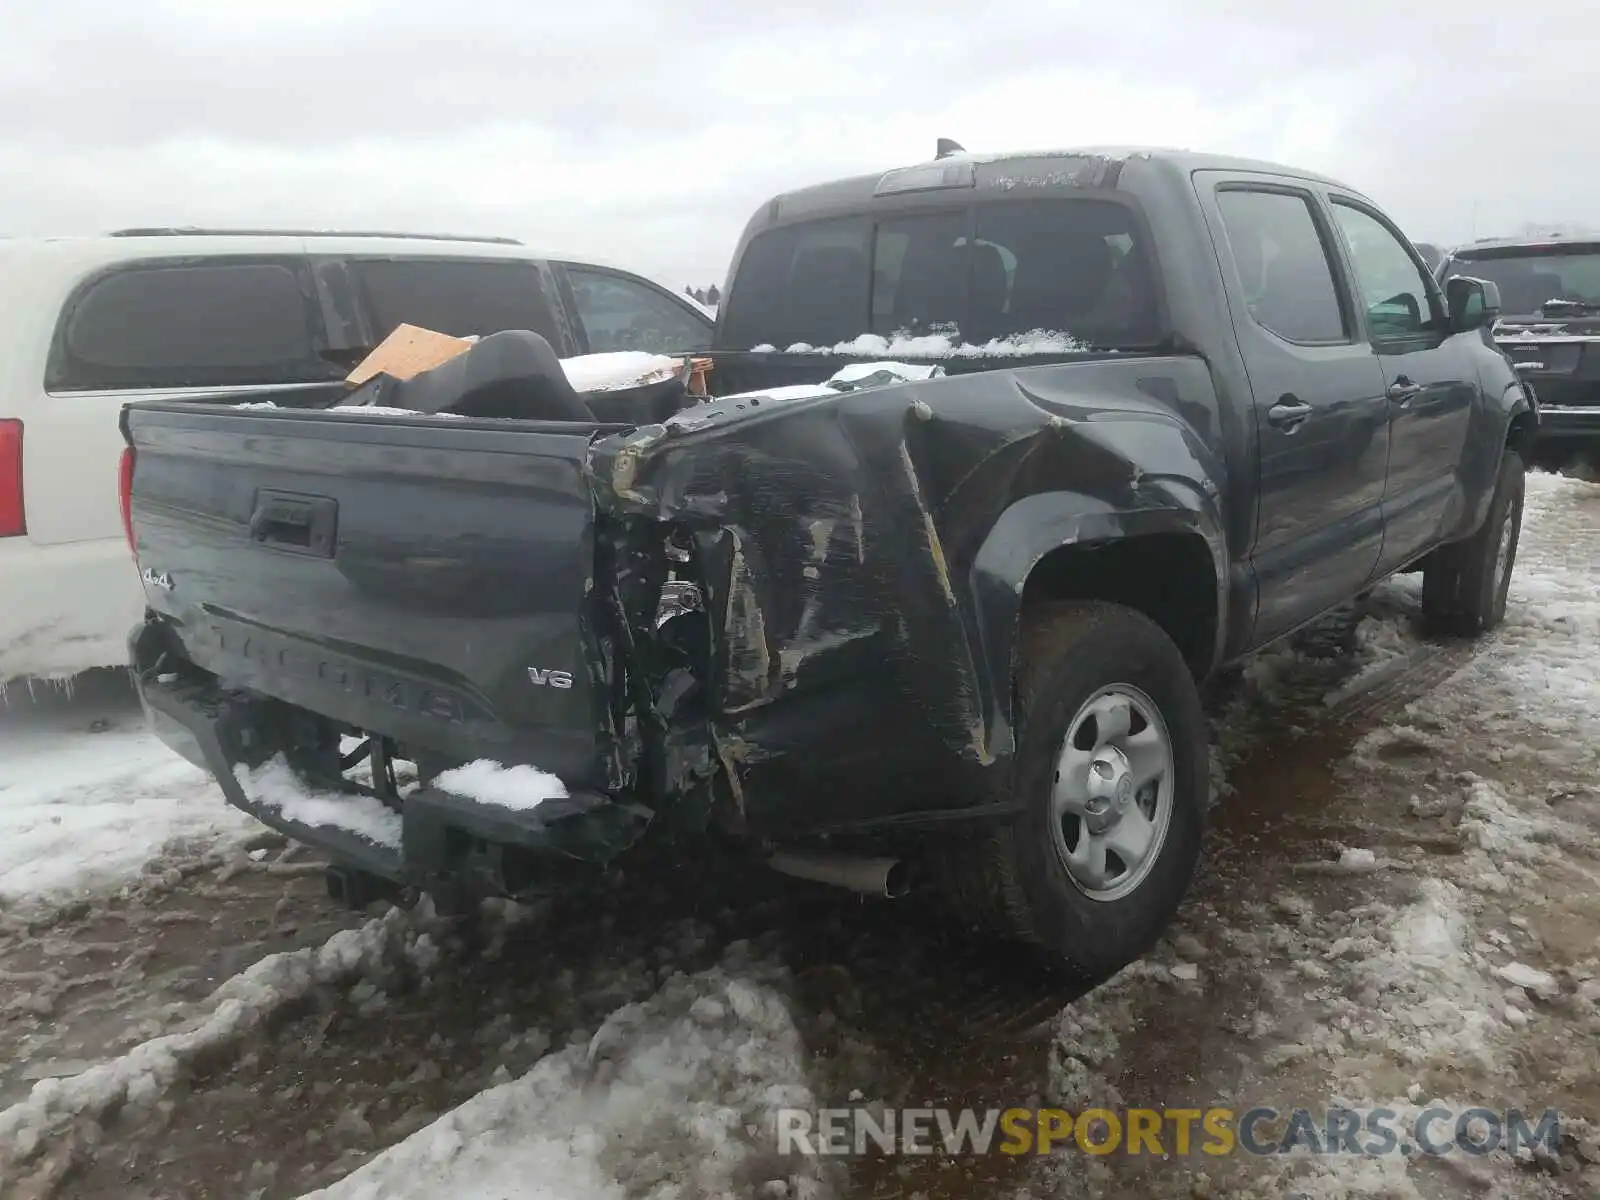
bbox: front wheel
[939,601,1208,981]
[1421,450,1525,638]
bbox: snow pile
[235,756,403,849]
[1324,881,1505,1073]
[0,906,426,1167]
[0,675,255,908]
[561,352,681,394]
[306,947,831,1200]
[751,329,1085,357]
[432,759,570,813]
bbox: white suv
[0,229,713,682]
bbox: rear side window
[566,268,712,353]
[353,258,563,347]
[721,217,872,349]
[970,200,1160,346]
[1215,189,1348,344]
[869,211,970,337]
[721,199,1162,350]
[49,260,334,391]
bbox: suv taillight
[0,420,23,538]
[118,446,136,555]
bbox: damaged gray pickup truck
[123,146,1535,979]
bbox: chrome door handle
[1267,398,1313,431]
[1387,377,1423,405]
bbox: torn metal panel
[587,352,1228,834]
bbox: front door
[1325,199,1478,573]
[1202,180,1390,645]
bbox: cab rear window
[720,198,1163,351]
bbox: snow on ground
[308,946,830,1200]
[1024,469,1600,1199]
[1,473,1595,1200]
[1418,470,1600,756]
[0,670,255,911]
[0,905,428,1165]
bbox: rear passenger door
[558,265,714,355]
[1197,176,1391,645]
[36,256,337,546]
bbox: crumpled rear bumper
[128,618,654,897]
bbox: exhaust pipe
[769,849,909,899]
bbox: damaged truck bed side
[124,146,1534,978]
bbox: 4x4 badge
[142,567,174,592]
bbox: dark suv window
[1442,246,1600,316]
[566,268,712,353]
[1215,189,1349,344]
[49,260,335,391]
[352,258,563,347]
[721,199,1162,350]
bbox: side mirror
[1446,276,1502,333]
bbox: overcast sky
[1,1,1591,289]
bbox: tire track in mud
[1322,638,1478,728]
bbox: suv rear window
[720,198,1162,350]
[353,258,563,347]
[49,260,335,392]
[1442,247,1600,315]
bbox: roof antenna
[935,137,966,160]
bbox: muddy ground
[2,477,1598,1200]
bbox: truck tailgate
[123,403,614,787]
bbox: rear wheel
[939,601,1208,980]
[1421,450,1525,638]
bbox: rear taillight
[118,446,136,555]
[0,420,23,539]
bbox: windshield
[720,197,1164,352]
[1442,248,1600,315]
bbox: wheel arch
[967,488,1227,763]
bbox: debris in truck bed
[345,324,475,388]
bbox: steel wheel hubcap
[1493,507,1516,593]
[1050,685,1174,902]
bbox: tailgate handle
[249,490,338,557]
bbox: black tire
[938,601,1208,981]
[1421,450,1525,638]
